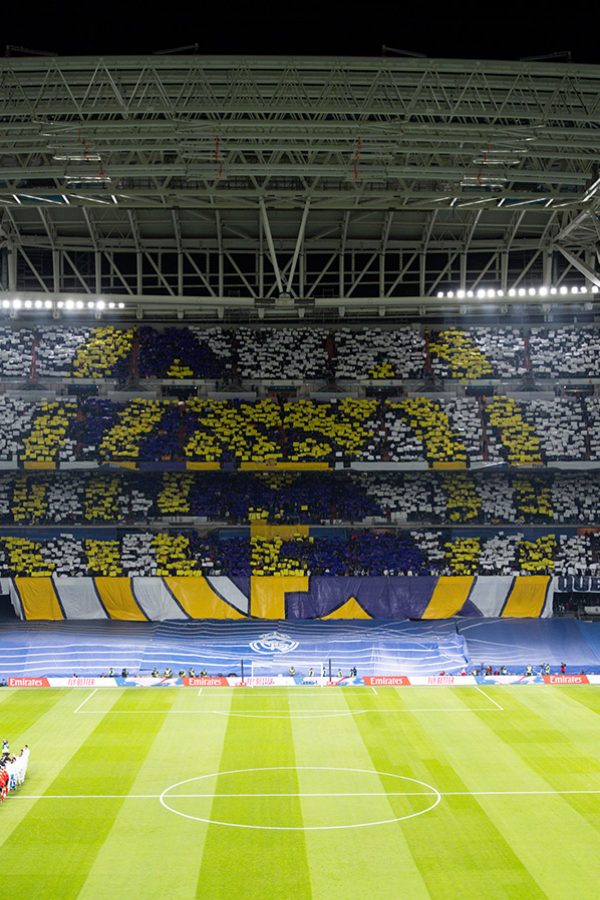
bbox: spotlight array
[0,298,126,313]
[436,285,599,299]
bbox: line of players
[1,739,29,803]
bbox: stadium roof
[0,55,599,315]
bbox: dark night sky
[3,1,600,63]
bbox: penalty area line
[73,688,98,713]
[474,686,504,711]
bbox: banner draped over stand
[9,575,553,621]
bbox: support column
[94,251,102,294]
[500,252,509,292]
[7,243,17,292]
[52,249,61,293]
[542,249,552,287]
[419,253,426,296]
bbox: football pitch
[1,685,599,899]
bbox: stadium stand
[0,526,598,578]
[529,327,600,378]
[0,393,597,467]
[0,470,600,527]
[0,324,600,384]
[428,327,526,380]
[0,323,599,637]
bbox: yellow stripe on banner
[23,462,56,471]
[250,524,310,541]
[323,596,372,620]
[15,578,64,620]
[185,462,221,471]
[250,576,309,619]
[431,462,468,470]
[240,462,331,471]
[502,576,550,617]
[165,577,246,619]
[422,576,474,619]
[94,578,147,621]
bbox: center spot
[160,766,441,830]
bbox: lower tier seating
[1,527,598,577]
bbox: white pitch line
[74,707,502,716]
[73,688,98,713]
[8,789,600,800]
[474,685,505,711]
[197,688,203,697]
[371,686,378,695]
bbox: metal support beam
[556,247,600,288]
[285,199,310,295]
[216,210,224,297]
[259,199,284,296]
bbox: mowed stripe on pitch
[382,685,600,898]
[195,690,312,900]
[0,689,172,900]
[290,688,432,899]
[467,687,600,841]
[348,687,548,899]
[0,689,119,850]
[76,689,235,900]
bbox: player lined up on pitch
[1,738,29,803]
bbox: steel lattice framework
[0,55,599,313]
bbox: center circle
[159,766,441,830]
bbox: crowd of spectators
[0,393,598,466]
[0,470,599,527]
[2,324,600,383]
[1,526,599,577]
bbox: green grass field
[1,685,599,899]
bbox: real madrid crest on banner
[249,632,300,654]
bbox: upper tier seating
[529,328,600,378]
[0,394,596,467]
[0,324,598,382]
[429,327,526,380]
[36,326,132,379]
